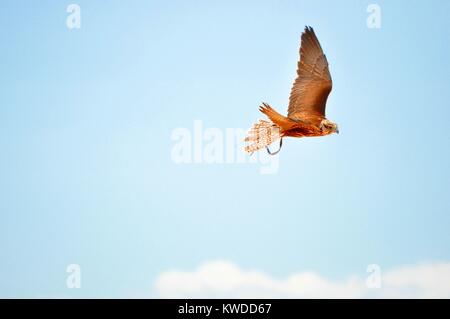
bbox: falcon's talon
[266,138,283,156]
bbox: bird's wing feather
[287,26,332,123]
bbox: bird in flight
[245,26,338,155]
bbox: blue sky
[0,0,449,298]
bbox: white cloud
[154,260,450,298]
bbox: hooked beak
[336,129,339,134]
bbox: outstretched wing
[287,26,332,123]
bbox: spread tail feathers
[244,120,281,154]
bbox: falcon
[245,26,338,155]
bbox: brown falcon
[245,26,338,155]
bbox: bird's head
[320,119,339,135]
